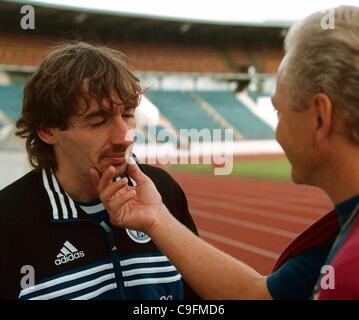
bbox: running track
[169,170,333,275]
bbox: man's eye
[91,119,106,127]
[123,114,135,119]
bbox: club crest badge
[126,228,151,244]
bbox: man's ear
[37,127,58,145]
[309,93,333,143]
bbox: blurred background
[1,0,352,273]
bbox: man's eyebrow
[82,104,135,121]
[82,110,110,121]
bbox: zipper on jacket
[106,227,126,300]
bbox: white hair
[283,6,359,143]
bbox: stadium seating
[0,34,283,74]
[0,34,230,73]
[0,84,23,122]
[0,33,280,142]
[247,90,270,102]
[145,91,227,140]
[145,91,221,131]
[196,91,275,139]
[142,124,178,144]
[0,34,283,73]
[252,48,283,74]
[145,90,275,140]
[117,43,231,73]
[225,47,283,73]
[0,34,47,66]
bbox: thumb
[127,157,147,184]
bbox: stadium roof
[0,0,289,46]
[6,0,359,27]
[4,0,296,28]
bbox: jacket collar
[41,168,80,222]
[41,168,138,222]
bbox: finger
[109,188,136,213]
[90,168,101,189]
[98,166,116,192]
[110,201,131,227]
[126,158,147,184]
[113,185,136,200]
[100,177,128,204]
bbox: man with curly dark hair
[0,42,199,300]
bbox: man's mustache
[99,143,133,158]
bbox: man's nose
[110,116,133,145]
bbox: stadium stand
[143,124,178,144]
[196,91,275,139]
[0,34,284,74]
[145,90,222,132]
[144,90,275,140]
[222,47,283,74]
[0,34,48,66]
[247,90,271,102]
[0,84,23,122]
[0,34,230,73]
[252,48,284,74]
[117,43,231,73]
[0,1,283,147]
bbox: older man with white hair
[92,6,359,299]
